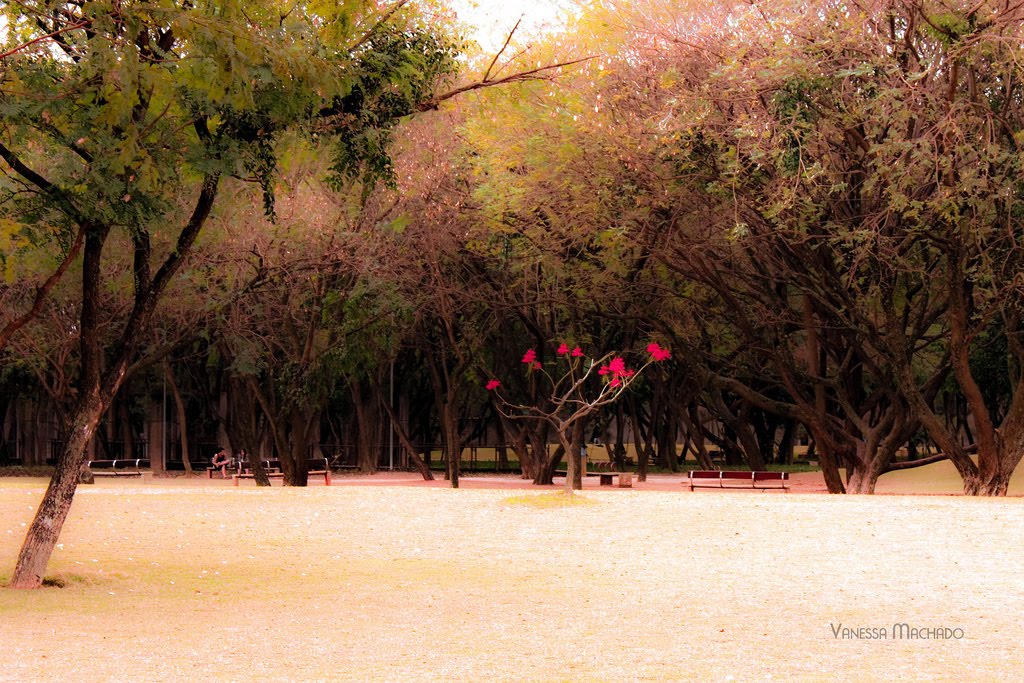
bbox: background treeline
[4,0,1024,496]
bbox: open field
[2,473,1023,682]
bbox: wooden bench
[87,458,148,477]
[233,458,331,486]
[554,470,621,486]
[688,470,788,491]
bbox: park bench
[233,457,331,486]
[87,458,148,477]
[687,470,788,491]
[207,460,237,478]
[554,470,628,487]
[211,458,281,478]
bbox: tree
[594,0,1024,494]
[489,341,671,492]
[1,0,460,588]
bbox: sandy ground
[1,469,1023,682]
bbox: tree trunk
[282,409,317,486]
[221,373,271,486]
[612,405,629,471]
[351,380,384,474]
[9,174,218,588]
[530,425,560,485]
[557,428,579,494]
[569,420,585,491]
[10,394,104,588]
[682,405,716,470]
[442,404,461,488]
[628,397,649,482]
[493,415,510,472]
[777,419,796,465]
[375,385,434,480]
[499,415,534,479]
[164,361,194,475]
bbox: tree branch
[350,0,411,51]
[0,227,84,352]
[0,19,91,60]
[416,56,597,111]
[483,16,523,82]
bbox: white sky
[446,0,570,51]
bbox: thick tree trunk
[9,175,218,588]
[529,423,561,485]
[442,405,461,489]
[10,395,103,588]
[845,458,887,494]
[282,409,316,486]
[777,419,796,465]
[557,428,580,493]
[351,381,379,474]
[499,416,534,479]
[221,374,271,486]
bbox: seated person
[211,448,232,478]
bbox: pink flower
[598,365,609,376]
[485,379,501,391]
[571,347,584,357]
[533,361,542,370]
[608,357,626,375]
[557,343,570,355]
[609,378,622,387]
[647,342,671,362]
[522,349,536,364]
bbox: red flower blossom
[608,357,627,375]
[571,347,584,357]
[557,343,570,355]
[522,349,536,364]
[647,342,671,362]
[485,380,501,391]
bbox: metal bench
[87,458,148,477]
[687,470,788,491]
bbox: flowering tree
[487,342,671,492]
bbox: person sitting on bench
[211,448,232,478]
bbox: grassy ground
[1,475,1023,682]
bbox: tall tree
[1,0,460,588]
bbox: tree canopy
[6,0,1024,590]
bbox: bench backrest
[720,471,754,480]
[88,459,145,469]
[689,470,721,479]
[753,471,788,481]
